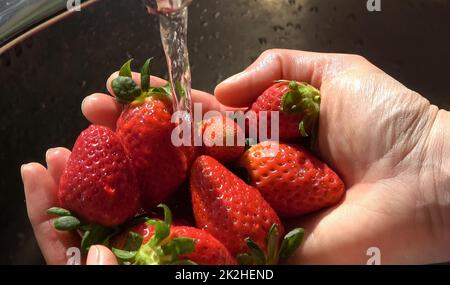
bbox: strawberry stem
[279,80,321,145]
[112,204,197,265]
[112,59,173,106]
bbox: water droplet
[258,37,267,45]
[214,32,220,39]
[202,21,209,27]
[288,0,296,5]
[310,6,319,13]
[286,22,294,28]
[295,24,302,30]
[214,11,221,18]
[273,25,284,31]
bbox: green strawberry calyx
[279,80,321,144]
[237,224,305,265]
[46,207,121,253]
[111,204,197,265]
[111,58,172,105]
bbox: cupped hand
[215,49,450,264]
[20,72,226,265]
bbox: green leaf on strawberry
[279,80,321,147]
[53,216,81,231]
[112,77,141,104]
[82,224,122,252]
[47,206,120,252]
[140,58,152,93]
[112,204,198,265]
[112,59,173,105]
[47,207,72,217]
[237,223,305,265]
[280,228,305,259]
[119,59,133,78]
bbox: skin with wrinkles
[216,49,450,264]
[21,50,450,265]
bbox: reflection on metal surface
[0,0,98,54]
[0,0,67,45]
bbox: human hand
[215,49,450,264]
[20,72,225,265]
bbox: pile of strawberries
[47,59,345,265]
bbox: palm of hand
[289,68,440,264]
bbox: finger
[214,49,352,107]
[46,147,71,184]
[107,71,241,114]
[106,72,167,96]
[82,93,122,130]
[86,245,118,265]
[21,163,79,264]
[191,90,245,114]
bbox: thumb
[86,245,118,265]
[214,49,368,108]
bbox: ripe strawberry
[238,141,345,217]
[112,205,236,265]
[112,59,197,211]
[247,80,321,142]
[199,114,245,164]
[190,155,304,264]
[57,125,140,227]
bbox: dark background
[0,0,449,264]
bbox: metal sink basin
[0,0,449,264]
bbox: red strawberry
[112,205,236,265]
[112,59,197,211]
[200,114,245,164]
[58,125,140,227]
[190,155,304,264]
[238,141,345,217]
[247,80,321,142]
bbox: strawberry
[190,155,304,264]
[112,205,237,265]
[57,125,140,227]
[199,114,245,164]
[112,59,197,211]
[247,80,321,142]
[238,141,345,217]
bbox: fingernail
[87,245,100,265]
[45,148,56,161]
[20,163,28,174]
[20,163,33,173]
